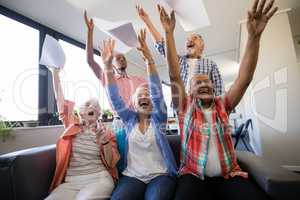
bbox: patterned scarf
[180,96,247,179]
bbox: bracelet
[101,141,109,145]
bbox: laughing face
[132,85,153,114]
[79,99,101,125]
[190,74,214,101]
[114,53,127,71]
[185,33,204,58]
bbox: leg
[214,176,270,200]
[45,182,78,200]
[76,174,114,200]
[144,175,176,200]
[174,174,213,200]
[111,176,146,200]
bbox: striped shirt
[155,41,224,96]
[66,130,106,177]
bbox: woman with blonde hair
[46,67,120,200]
[103,29,177,200]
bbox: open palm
[158,5,176,33]
[247,0,278,38]
[137,29,152,61]
[100,39,115,66]
[84,10,94,31]
[136,5,149,22]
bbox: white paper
[155,0,210,31]
[39,35,66,69]
[93,18,138,54]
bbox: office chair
[235,119,253,151]
[232,123,245,149]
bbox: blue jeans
[111,175,176,200]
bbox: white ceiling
[1,0,300,82]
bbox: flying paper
[155,0,210,31]
[39,34,66,69]
[93,18,138,54]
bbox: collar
[184,55,202,59]
[115,73,130,79]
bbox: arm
[101,39,134,122]
[136,5,164,43]
[159,6,186,113]
[101,131,120,168]
[136,5,166,57]
[226,0,278,112]
[137,29,167,121]
[84,11,104,81]
[50,68,75,128]
[51,69,64,113]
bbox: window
[162,83,176,118]
[0,14,39,121]
[58,40,110,110]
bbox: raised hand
[137,29,153,62]
[158,5,175,34]
[247,0,278,38]
[84,10,94,31]
[136,5,150,22]
[100,39,115,67]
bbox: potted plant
[101,109,114,122]
[0,92,13,141]
[0,116,13,142]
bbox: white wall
[239,10,300,165]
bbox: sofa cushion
[0,145,56,200]
[237,151,300,200]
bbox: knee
[111,190,141,200]
[76,182,114,200]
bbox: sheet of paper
[109,23,138,47]
[93,18,138,54]
[155,0,210,31]
[39,34,66,69]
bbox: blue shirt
[106,74,178,176]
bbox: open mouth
[187,42,195,49]
[198,87,210,94]
[88,111,94,116]
[139,100,150,107]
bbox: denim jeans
[111,175,176,200]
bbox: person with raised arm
[102,30,177,200]
[136,5,224,96]
[159,0,278,199]
[84,11,146,108]
[46,67,120,200]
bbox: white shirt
[122,123,168,183]
[203,109,222,177]
[186,58,199,93]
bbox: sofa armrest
[237,151,300,200]
[0,145,56,200]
